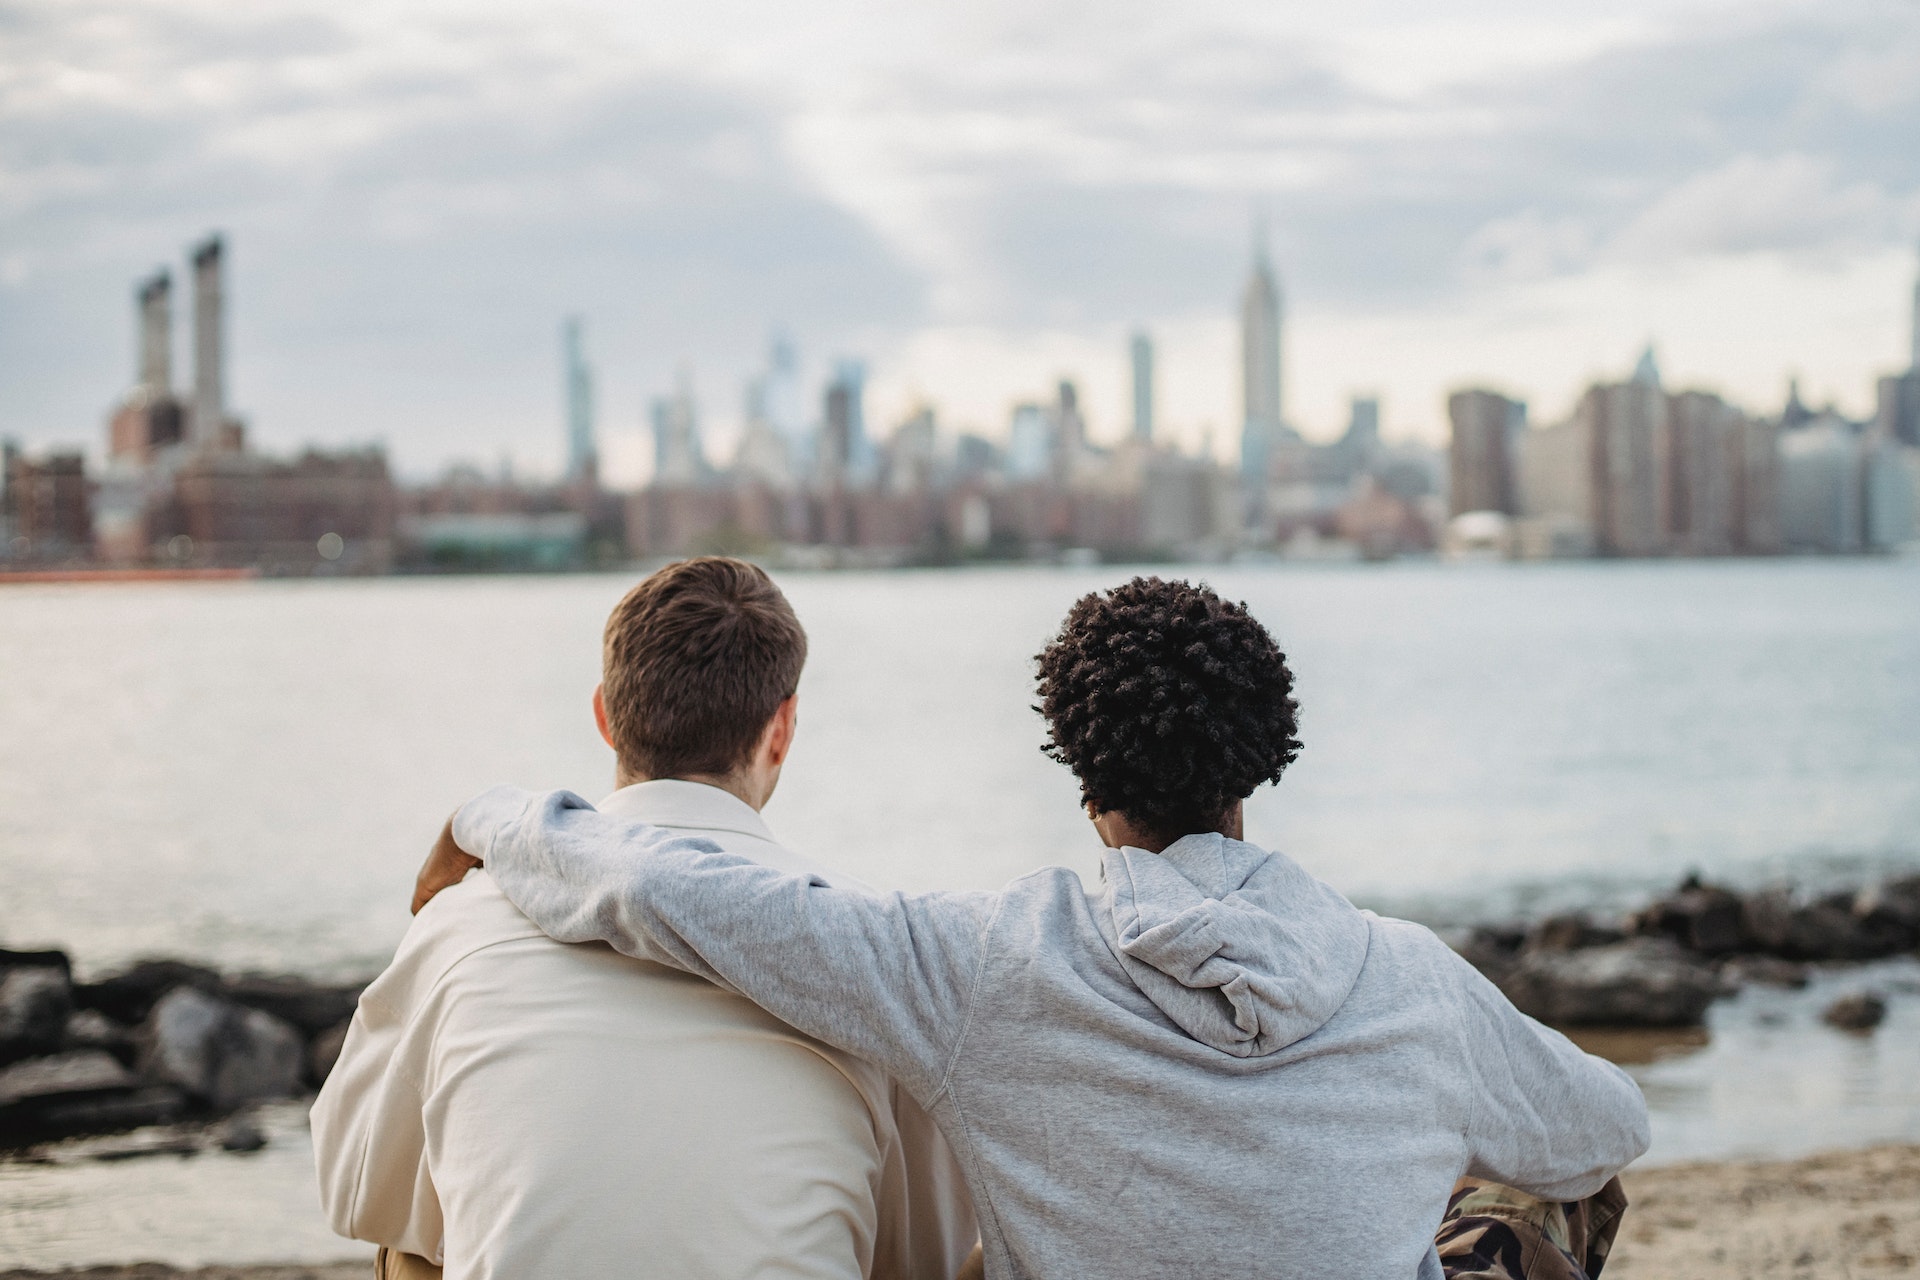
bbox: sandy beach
[2,1144,1913,1280]
[1607,1143,1920,1277]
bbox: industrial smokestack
[190,234,224,448]
[137,270,172,396]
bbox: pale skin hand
[411,685,799,916]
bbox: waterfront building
[148,447,396,571]
[1447,389,1523,516]
[1667,390,1743,555]
[1239,233,1284,489]
[1573,353,1672,557]
[1876,374,1920,447]
[1,446,91,562]
[1131,331,1154,444]
[1779,416,1865,552]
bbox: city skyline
[2,0,1918,480]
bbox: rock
[35,1085,187,1140]
[1522,914,1626,954]
[1740,887,1906,962]
[308,1018,351,1087]
[1852,877,1920,953]
[1718,955,1810,989]
[73,959,223,1025]
[0,1049,143,1145]
[0,1049,137,1108]
[64,1009,138,1066]
[223,974,366,1037]
[1631,876,1747,955]
[0,947,71,976]
[1822,992,1888,1032]
[1498,938,1721,1027]
[139,986,304,1110]
[1446,925,1525,984]
[215,1111,268,1152]
[0,966,74,1064]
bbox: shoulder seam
[931,892,1008,1103]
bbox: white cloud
[0,0,1917,469]
[1608,153,1912,262]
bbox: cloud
[0,0,1917,463]
[1608,153,1914,262]
[0,0,922,471]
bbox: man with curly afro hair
[429,575,1649,1280]
[1035,576,1302,851]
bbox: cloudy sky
[3,0,1918,480]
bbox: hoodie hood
[1102,832,1370,1058]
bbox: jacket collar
[597,779,779,844]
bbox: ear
[763,694,799,768]
[592,684,616,751]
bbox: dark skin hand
[413,816,480,915]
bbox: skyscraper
[189,234,225,448]
[1448,390,1524,516]
[562,317,596,485]
[1130,331,1154,443]
[1911,240,1919,373]
[764,331,807,450]
[822,360,870,484]
[1239,229,1283,484]
[650,369,706,486]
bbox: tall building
[1006,402,1052,481]
[1130,331,1154,443]
[650,370,706,487]
[190,235,225,448]
[1583,371,1670,557]
[1239,230,1283,485]
[1911,239,1919,373]
[819,360,870,485]
[1667,390,1742,555]
[562,317,596,484]
[1054,379,1085,479]
[764,332,807,451]
[1448,389,1524,516]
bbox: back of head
[1034,576,1302,845]
[602,557,807,779]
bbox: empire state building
[1240,233,1284,485]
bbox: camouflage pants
[1435,1176,1629,1280]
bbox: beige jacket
[311,780,976,1280]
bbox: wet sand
[4,1145,1916,1280]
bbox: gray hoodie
[457,787,1649,1280]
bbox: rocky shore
[0,953,364,1152]
[3,869,1916,1155]
[1448,872,1920,1029]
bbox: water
[2,559,1918,1266]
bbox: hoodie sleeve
[1452,957,1651,1201]
[455,786,1000,1104]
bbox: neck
[1092,800,1244,853]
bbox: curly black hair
[1034,576,1302,843]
